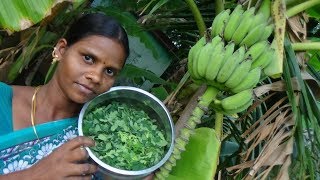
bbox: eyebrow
[82,51,122,72]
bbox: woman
[0,13,129,179]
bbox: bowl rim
[78,86,175,176]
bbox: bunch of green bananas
[187,5,276,115]
[211,5,273,48]
[188,36,257,114]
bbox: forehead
[71,35,126,64]
[73,35,122,52]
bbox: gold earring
[52,47,59,64]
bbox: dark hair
[65,13,129,59]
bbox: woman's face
[54,35,126,104]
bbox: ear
[54,38,68,58]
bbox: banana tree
[132,0,320,179]
[0,0,87,84]
[1,0,320,179]
[0,0,171,89]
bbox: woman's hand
[143,173,154,180]
[27,136,97,180]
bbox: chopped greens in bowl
[83,101,168,171]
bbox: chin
[72,94,95,104]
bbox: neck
[35,81,81,123]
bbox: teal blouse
[0,82,13,135]
[0,82,113,179]
[0,82,79,175]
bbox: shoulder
[11,85,34,103]
[0,82,13,102]
[0,81,12,92]
[0,82,34,97]
[0,82,13,135]
[1,84,35,135]
[0,82,33,96]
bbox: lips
[76,83,95,96]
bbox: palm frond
[227,95,294,179]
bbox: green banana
[223,5,244,42]
[195,35,222,80]
[231,7,255,45]
[221,89,253,112]
[191,37,207,79]
[239,22,268,47]
[197,42,214,78]
[211,9,231,37]
[212,97,253,115]
[216,46,245,83]
[224,42,235,59]
[260,24,274,41]
[218,42,235,71]
[244,40,269,61]
[192,48,203,79]
[205,40,225,81]
[225,60,252,89]
[249,13,266,31]
[251,47,275,69]
[235,45,246,62]
[231,67,262,93]
[188,37,206,79]
[223,98,253,115]
[188,45,197,78]
[210,35,223,47]
[257,0,271,21]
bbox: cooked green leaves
[83,102,168,170]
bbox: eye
[83,55,94,64]
[104,68,114,76]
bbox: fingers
[143,173,155,180]
[68,136,95,150]
[79,146,90,160]
[52,136,94,163]
[67,145,90,162]
[67,163,98,177]
[66,175,92,180]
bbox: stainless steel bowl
[78,86,175,179]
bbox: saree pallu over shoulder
[0,118,78,174]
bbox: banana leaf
[167,127,221,180]
[116,64,175,88]
[45,5,173,89]
[0,0,85,34]
[91,5,173,90]
[306,4,320,18]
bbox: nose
[86,71,102,84]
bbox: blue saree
[0,82,78,174]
